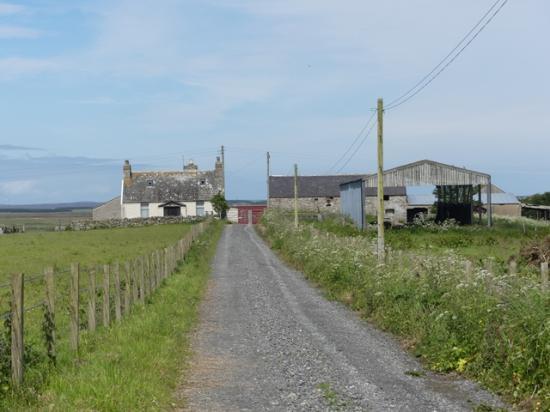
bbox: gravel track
[177,225,505,411]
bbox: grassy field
[0,222,199,403]
[0,210,92,232]
[310,215,550,273]
[263,211,549,410]
[1,220,223,410]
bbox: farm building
[268,174,406,218]
[340,160,520,229]
[268,175,365,213]
[93,156,224,220]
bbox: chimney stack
[183,159,198,176]
[123,160,132,185]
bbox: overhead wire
[385,0,509,111]
[335,117,378,174]
[326,111,377,173]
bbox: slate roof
[123,171,222,203]
[269,175,365,198]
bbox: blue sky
[0,0,548,203]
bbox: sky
[0,0,548,204]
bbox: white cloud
[0,3,24,15]
[0,57,58,79]
[0,179,36,195]
[0,25,42,39]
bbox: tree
[211,192,229,219]
[522,192,550,206]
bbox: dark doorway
[435,185,473,225]
[407,208,429,223]
[164,206,181,217]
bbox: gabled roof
[363,159,491,188]
[269,175,365,198]
[123,171,222,203]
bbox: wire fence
[1,221,209,388]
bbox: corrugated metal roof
[364,160,491,187]
[407,193,519,205]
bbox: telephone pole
[221,145,225,194]
[294,163,299,228]
[266,152,271,208]
[377,98,385,263]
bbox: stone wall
[270,195,409,224]
[67,216,206,231]
[365,196,408,224]
[269,197,341,213]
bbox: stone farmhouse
[93,157,224,220]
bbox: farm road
[177,225,504,411]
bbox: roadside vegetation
[1,220,223,410]
[261,210,549,410]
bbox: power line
[335,117,378,174]
[385,0,510,111]
[327,111,377,173]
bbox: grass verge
[1,220,223,411]
[261,210,549,411]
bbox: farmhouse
[93,157,224,220]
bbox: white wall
[122,201,214,219]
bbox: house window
[200,179,206,185]
[140,202,149,218]
[385,208,395,215]
[196,201,205,217]
[147,180,154,187]
[384,195,390,201]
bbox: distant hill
[0,202,100,213]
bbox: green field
[1,220,223,411]
[310,215,550,274]
[0,222,198,404]
[0,210,92,232]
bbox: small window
[200,179,206,185]
[147,180,154,186]
[140,202,149,218]
[385,208,395,214]
[196,201,205,216]
[313,198,318,201]
[384,195,390,201]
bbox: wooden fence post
[103,264,110,327]
[151,252,156,291]
[44,267,56,362]
[144,255,151,299]
[509,260,517,275]
[542,261,549,291]
[132,259,139,304]
[88,268,96,332]
[114,262,122,323]
[163,248,170,279]
[139,256,145,304]
[464,260,473,276]
[124,261,131,314]
[11,273,24,386]
[70,263,80,352]
[156,250,161,286]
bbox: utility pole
[221,145,225,195]
[294,163,299,228]
[377,98,385,263]
[266,152,271,208]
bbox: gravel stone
[177,225,506,411]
